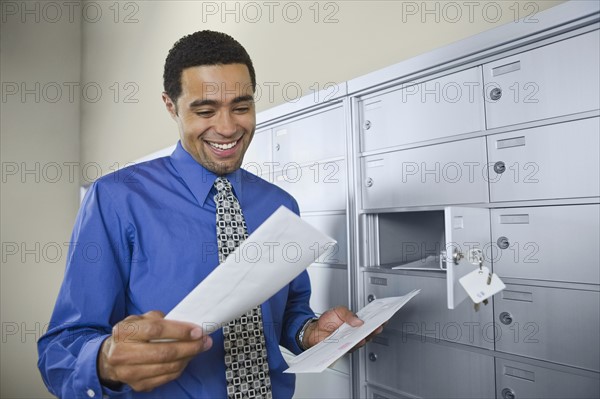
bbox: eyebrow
[188,95,254,109]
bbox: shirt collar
[169,141,244,207]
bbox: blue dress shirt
[37,142,316,398]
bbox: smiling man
[37,31,375,399]
[164,63,256,176]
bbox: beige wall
[80,0,564,171]
[1,1,565,397]
[1,0,81,397]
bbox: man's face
[163,64,256,175]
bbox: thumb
[334,307,364,327]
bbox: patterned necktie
[214,177,272,399]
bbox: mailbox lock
[366,178,374,188]
[501,388,516,399]
[367,294,376,303]
[364,120,372,130]
[369,352,378,362]
[452,250,464,265]
[499,312,513,325]
[275,143,281,151]
[490,87,503,101]
[494,161,506,174]
[497,236,510,250]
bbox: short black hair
[163,30,256,102]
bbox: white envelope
[285,289,420,373]
[165,206,336,333]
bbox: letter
[20,82,40,103]
[201,2,219,23]
[81,82,101,103]
[463,1,479,23]
[21,1,40,23]
[263,242,280,263]
[402,162,419,183]
[262,81,280,103]
[462,81,479,104]
[282,2,301,23]
[63,1,80,22]
[1,242,19,263]
[463,321,479,344]
[401,82,418,103]
[401,242,419,263]
[81,162,102,183]
[401,321,419,338]
[483,322,500,343]
[463,161,478,183]
[1,2,18,23]
[282,162,301,183]
[421,0,440,23]
[421,80,440,103]
[241,241,261,263]
[1,162,19,183]
[242,2,261,23]
[82,242,102,263]
[21,241,41,263]
[62,82,79,103]
[263,161,280,178]
[42,242,62,263]
[41,162,62,183]
[421,161,440,183]
[21,162,40,183]
[21,322,41,344]
[421,322,441,342]
[41,82,61,103]
[442,161,461,183]
[442,2,461,23]
[282,242,302,263]
[442,322,461,341]
[1,82,19,102]
[442,81,461,103]
[282,82,301,103]
[482,2,502,23]
[2,322,19,343]
[42,2,62,23]
[263,1,279,23]
[63,161,79,183]
[82,1,102,23]
[401,2,418,23]
[220,1,240,23]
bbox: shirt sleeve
[37,180,133,398]
[279,198,317,354]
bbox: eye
[233,106,250,114]
[195,110,215,117]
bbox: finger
[350,338,367,352]
[333,307,364,327]
[112,357,190,387]
[370,325,384,336]
[128,369,187,392]
[114,315,204,342]
[108,337,212,366]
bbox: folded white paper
[285,289,420,373]
[165,206,336,333]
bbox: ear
[162,92,178,119]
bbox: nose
[213,110,237,137]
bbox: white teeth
[208,141,237,150]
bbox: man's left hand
[301,306,384,351]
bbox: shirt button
[86,389,96,398]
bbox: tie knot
[214,177,232,194]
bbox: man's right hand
[97,310,212,392]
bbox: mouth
[207,140,238,151]
[204,139,241,158]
